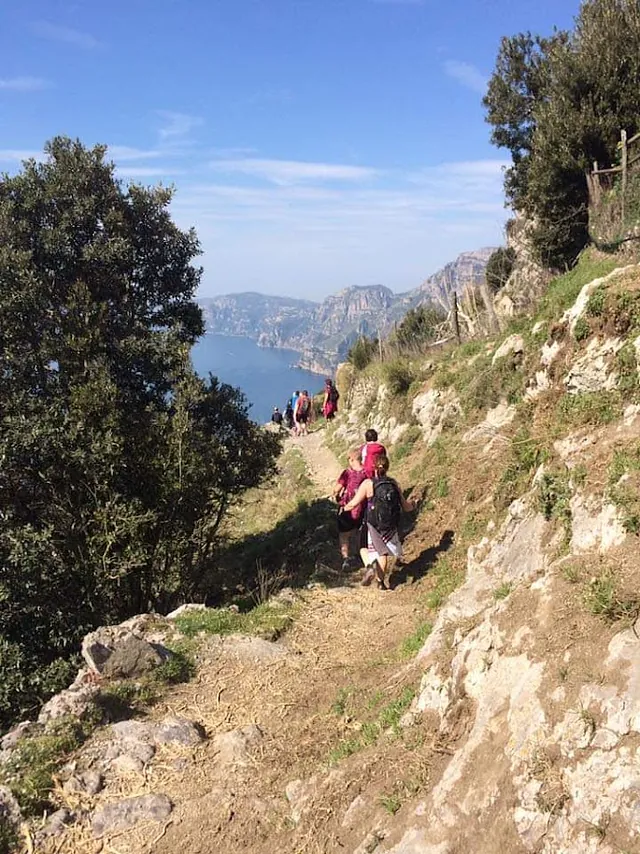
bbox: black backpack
[368,477,401,534]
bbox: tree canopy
[484,0,640,267]
[0,138,280,729]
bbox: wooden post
[621,129,628,222]
[452,292,461,344]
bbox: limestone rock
[462,401,516,446]
[91,794,172,838]
[0,785,21,828]
[83,625,165,677]
[561,266,637,334]
[63,769,103,796]
[165,603,206,620]
[564,336,623,393]
[38,682,99,725]
[212,724,263,767]
[412,388,461,445]
[342,794,366,828]
[569,495,626,553]
[492,334,524,365]
[154,717,206,746]
[35,808,73,842]
[285,777,317,824]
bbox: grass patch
[495,428,548,509]
[555,391,621,428]
[535,254,618,322]
[382,358,417,397]
[493,582,512,601]
[328,686,415,764]
[175,601,295,640]
[607,444,640,533]
[399,622,433,659]
[0,717,93,815]
[583,570,640,623]
[423,557,464,610]
[379,793,402,815]
[615,342,639,394]
[537,469,572,541]
[435,476,449,498]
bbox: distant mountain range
[197,248,496,373]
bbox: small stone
[101,635,164,679]
[63,769,103,796]
[0,786,21,826]
[35,808,73,841]
[111,754,145,775]
[165,603,206,620]
[212,724,263,767]
[342,795,366,828]
[110,720,154,742]
[91,794,172,837]
[0,721,33,752]
[154,717,206,746]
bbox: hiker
[271,407,283,429]
[360,429,387,477]
[334,448,368,571]
[294,389,312,436]
[343,453,415,589]
[284,401,294,431]
[323,378,340,421]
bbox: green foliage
[536,255,618,321]
[423,557,465,610]
[0,821,17,854]
[392,305,445,352]
[435,477,449,498]
[583,571,640,623]
[0,138,280,731]
[348,336,378,371]
[493,582,513,600]
[0,717,91,815]
[556,392,620,427]
[382,359,416,397]
[379,793,402,815]
[399,622,433,659]
[175,602,295,640]
[573,317,591,342]
[486,246,517,293]
[485,1,640,267]
[616,342,639,393]
[537,470,572,541]
[495,429,548,509]
[586,287,606,317]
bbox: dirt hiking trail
[63,429,439,854]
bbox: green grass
[399,622,433,659]
[175,601,295,640]
[607,444,640,533]
[493,582,513,601]
[537,470,572,540]
[435,476,449,498]
[583,571,640,623]
[555,391,621,428]
[423,557,464,610]
[379,793,402,815]
[535,254,618,322]
[495,428,548,509]
[328,686,415,764]
[331,687,353,716]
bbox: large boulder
[82,625,166,677]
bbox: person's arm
[334,472,347,501]
[394,480,416,512]
[343,479,372,512]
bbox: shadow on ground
[389,529,455,590]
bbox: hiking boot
[361,565,376,586]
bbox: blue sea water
[191,334,326,424]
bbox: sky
[0,0,580,300]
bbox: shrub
[573,317,591,342]
[348,336,378,371]
[556,392,620,427]
[486,246,516,293]
[382,359,416,397]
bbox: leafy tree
[485,247,516,293]
[394,305,445,350]
[0,138,279,728]
[485,0,640,266]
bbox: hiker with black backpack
[323,378,339,421]
[343,452,415,589]
[294,389,312,436]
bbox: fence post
[452,293,461,344]
[621,129,628,222]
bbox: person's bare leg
[339,532,350,560]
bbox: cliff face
[198,248,497,370]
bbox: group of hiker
[271,378,340,436]
[333,429,416,590]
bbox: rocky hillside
[8,250,640,854]
[198,248,496,371]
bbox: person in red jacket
[360,428,387,477]
[333,449,367,571]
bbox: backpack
[328,386,339,404]
[299,397,310,415]
[368,477,401,534]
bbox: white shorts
[366,523,402,560]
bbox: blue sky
[1,0,579,300]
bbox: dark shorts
[337,510,360,533]
[297,413,308,424]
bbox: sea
[191,334,326,425]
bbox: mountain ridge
[198,247,497,372]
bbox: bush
[382,359,416,396]
[486,247,516,293]
[348,336,378,371]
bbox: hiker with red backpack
[360,428,387,477]
[323,378,339,421]
[334,448,368,571]
[343,452,415,589]
[294,390,312,436]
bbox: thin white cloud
[444,60,488,95]
[107,145,163,161]
[116,166,186,178]
[209,158,379,185]
[157,111,204,141]
[33,21,101,50]
[0,148,43,161]
[0,77,51,92]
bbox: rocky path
[60,429,422,854]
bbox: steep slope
[11,252,640,854]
